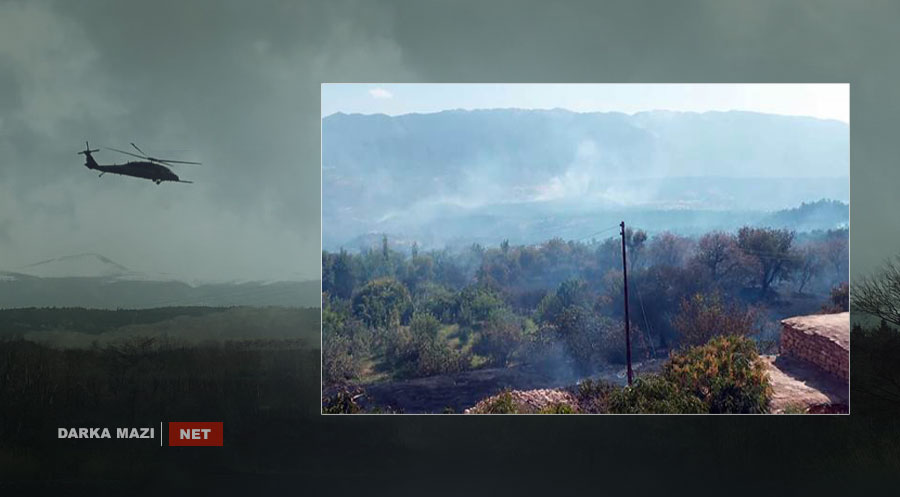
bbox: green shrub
[322,333,363,386]
[322,302,370,386]
[409,312,441,339]
[454,285,506,328]
[535,279,591,324]
[608,375,707,414]
[382,316,469,379]
[535,293,562,324]
[473,310,524,366]
[409,336,468,377]
[663,335,771,413]
[416,283,457,322]
[351,278,412,329]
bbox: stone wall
[780,312,849,381]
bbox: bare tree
[624,228,647,269]
[692,231,743,283]
[795,244,824,294]
[822,232,849,285]
[647,231,694,268]
[737,227,797,295]
[854,257,900,326]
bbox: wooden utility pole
[620,221,633,386]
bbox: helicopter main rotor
[106,142,201,167]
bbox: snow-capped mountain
[15,253,157,280]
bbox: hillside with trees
[322,225,848,412]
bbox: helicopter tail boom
[78,141,100,169]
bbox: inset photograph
[321,83,849,414]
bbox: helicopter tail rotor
[77,141,99,155]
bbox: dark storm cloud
[0,0,416,281]
[1,0,894,280]
[362,0,886,279]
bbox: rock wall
[780,312,849,381]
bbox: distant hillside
[1,252,321,309]
[762,199,849,231]
[332,198,848,254]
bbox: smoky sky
[0,0,895,281]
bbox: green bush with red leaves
[663,335,771,413]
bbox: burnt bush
[568,378,617,414]
[672,292,760,347]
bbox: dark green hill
[0,306,321,348]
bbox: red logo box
[168,422,223,446]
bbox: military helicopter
[78,141,200,184]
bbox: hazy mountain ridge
[0,253,321,309]
[323,109,848,250]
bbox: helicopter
[78,141,200,184]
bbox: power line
[576,224,620,242]
[518,217,604,242]
[630,272,657,359]
[626,247,656,359]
